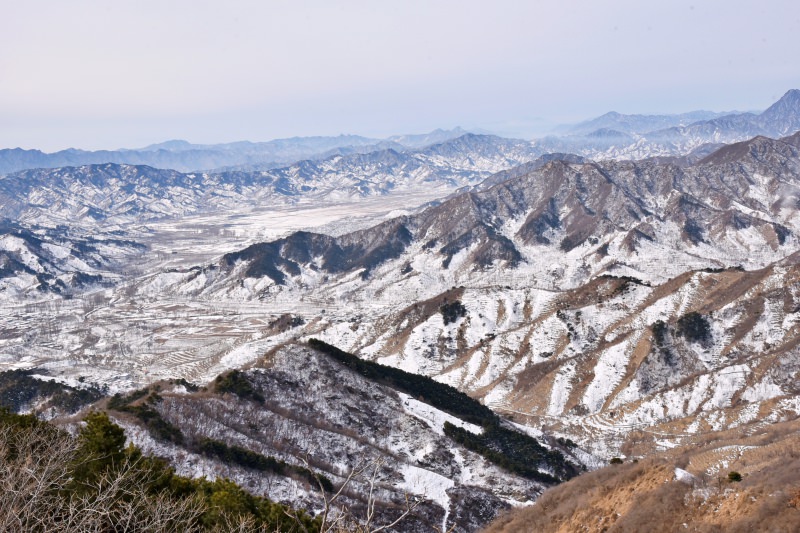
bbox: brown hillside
[484,419,800,533]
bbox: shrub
[214,370,265,404]
[106,389,184,444]
[556,437,578,449]
[443,422,577,483]
[172,378,199,392]
[0,369,104,414]
[676,312,712,344]
[310,339,579,484]
[728,471,742,482]
[122,403,184,444]
[440,300,467,325]
[651,320,667,346]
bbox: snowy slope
[117,344,564,532]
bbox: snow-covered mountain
[4,92,799,180]
[2,96,800,532]
[119,132,800,461]
[0,219,142,297]
[387,127,471,149]
[4,132,798,455]
[0,134,540,233]
[218,134,539,201]
[181,132,800,294]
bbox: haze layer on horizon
[2,0,799,151]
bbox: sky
[2,0,799,151]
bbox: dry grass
[483,425,800,533]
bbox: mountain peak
[138,139,194,152]
[768,89,800,107]
[760,89,800,120]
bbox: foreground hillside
[0,340,584,532]
[0,409,319,532]
[104,341,580,532]
[486,417,800,533]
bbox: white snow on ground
[0,235,43,272]
[548,361,577,416]
[115,417,318,507]
[397,392,483,436]
[707,365,749,409]
[41,242,71,260]
[674,467,697,485]
[3,151,800,473]
[582,334,637,413]
[703,445,757,476]
[398,463,455,532]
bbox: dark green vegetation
[651,320,668,346]
[728,471,743,483]
[444,423,575,483]
[197,438,334,492]
[108,388,185,444]
[214,370,265,403]
[123,401,186,444]
[440,300,468,325]
[676,311,712,344]
[650,312,712,365]
[309,339,578,483]
[173,377,200,392]
[0,408,318,532]
[556,437,578,449]
[0,369,104,414]
[308,338,496,426]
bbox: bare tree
[0,421,204,533]
[290,457,423,533]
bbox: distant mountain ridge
[0,134,539,235]
[0,128,472,175]
[0,133,541,296]
[5,91,799,177]
[538,90,800,160]
[563,109,734,136]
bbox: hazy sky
[2,0,799,151]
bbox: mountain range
[3,91,799,177]
[1,90,799,532]
[536,89,800,160]
[0,129,470,175]
[0,134,536,235]
[559,109,734,136]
